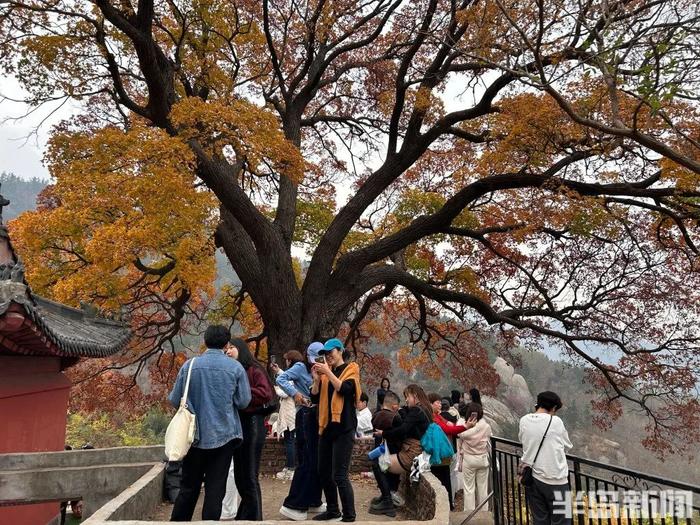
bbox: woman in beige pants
[457,402,492,512]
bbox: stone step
[449,510,494,525]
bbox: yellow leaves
[10,124,216,312]
[171,97,305,183]
[413,87,433,114]
[659,157,700,192]
[478,92,586,174]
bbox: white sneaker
[308,503,327,514]
[276,468,289,480]
[391,491,405,507]
[285,468,296,481]
[279,506,308,521]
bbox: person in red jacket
[429,393,467,437]
[428,392,465,511]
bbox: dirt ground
[150,473,400,522]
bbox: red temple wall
[0,355,71,525]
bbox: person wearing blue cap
[278,342,326,521]
[310,338,362,522]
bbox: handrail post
[573,458,584,525]
[491,436,501,525]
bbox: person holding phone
[277,342,327,522]
[272,351,305,481]
[310,338,362,522]
[457,402,493,512]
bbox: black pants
[233,413,266,521]
[431,464,454,510]
[526,479,571,525]
[284,407,323,510]
[170,439,238,521]
[318,429,355,519]
[372,460,392,502]
[284,429,296,468]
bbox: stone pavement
[149,474,399,522]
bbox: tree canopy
[2,0,700,453]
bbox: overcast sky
[0,77,66,180]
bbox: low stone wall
[0,446,166,517]
[83,464,165,524]
[260,436,374,475]
[0,446,165,471]
[400,472,449,522]
[84,450,451,524]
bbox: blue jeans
[284,429,296,469]
[282,406,322,510]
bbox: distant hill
[0,172,47,221]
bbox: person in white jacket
[270,352,303,481]
[457,402,492,512]
[518,391,573,525]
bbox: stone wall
[400,472,449,522]
[260,436,374,475]
[83,464,165,524]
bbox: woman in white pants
[457,402,492,512]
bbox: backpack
[245,365,279,416]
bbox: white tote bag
[164,358,197,461]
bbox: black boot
[368,498,396,517]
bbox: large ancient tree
[2,0,700,451]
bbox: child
[355,392,374,437]
[369,390,402,517]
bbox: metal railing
[491,437,700,525]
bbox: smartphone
[315,356,326,364]
[269,355,277,365]
[470,411,478,420]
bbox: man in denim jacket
[169,325,251,521]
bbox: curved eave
[0,298,131,359]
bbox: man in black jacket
[369,391,402,517]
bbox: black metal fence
[491,437,700,525]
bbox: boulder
[481,395,518,437]
[493,357,534,415]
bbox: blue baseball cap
[306,342,324,363]
[320,338,344,354]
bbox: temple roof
[0,186,131,360]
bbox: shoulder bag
[164,358,197,461]
[519,415,552,487]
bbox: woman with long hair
[271,350,305,481]
[277,342,326,522]
[229,337,276,521]
[457,401,493,512]
[370,384,432,516]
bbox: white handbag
[164,358,197,461]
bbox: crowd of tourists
[167,324,573,525]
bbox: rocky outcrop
[574,435,628,466]
[493,357,534,415]
[481,395,518,437]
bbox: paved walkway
[150,474,399,522]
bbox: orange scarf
[318,362,362,435]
